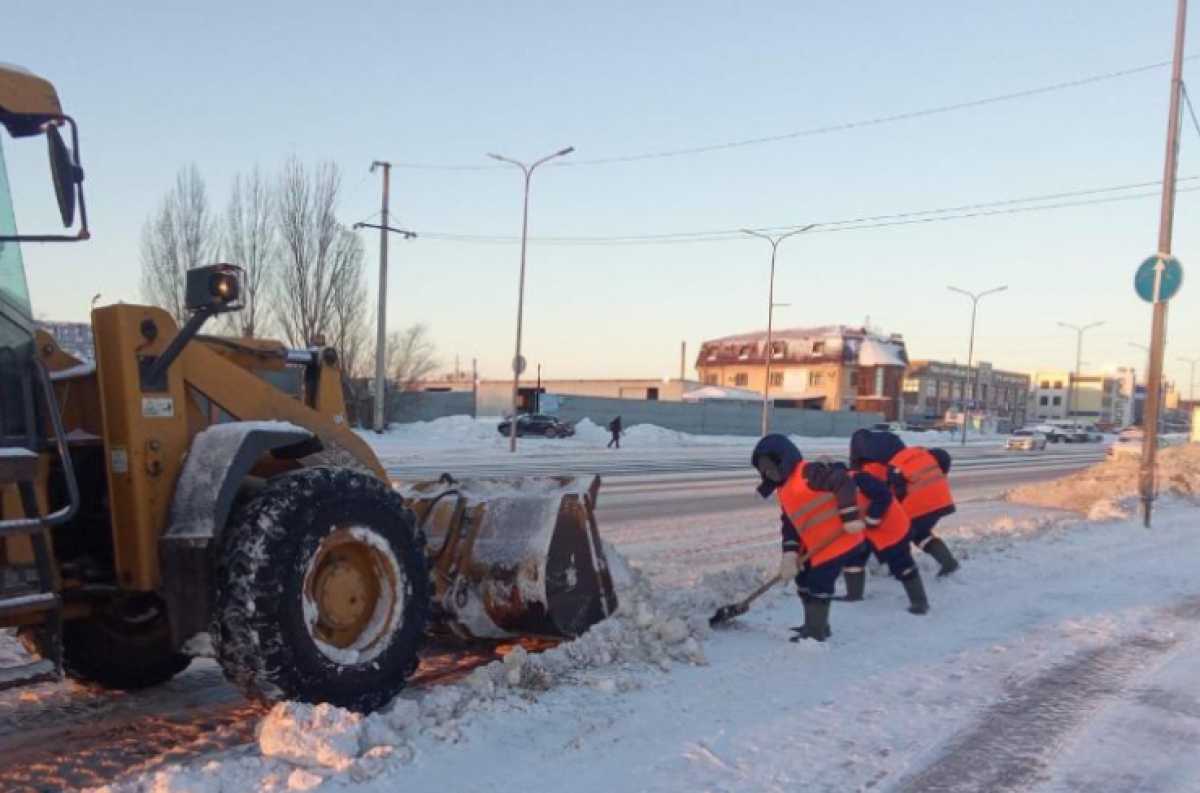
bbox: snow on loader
[0,64,618,712]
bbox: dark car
[496,414,576,439]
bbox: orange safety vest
[854,483,910,552]
[777,463,864,566]
[890,447,955,520]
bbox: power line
[1183,80,1200,141]
[389,56,1195,172]
[413,175,1200,246]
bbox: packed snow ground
[94,448,1200,793]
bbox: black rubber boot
[923,536,960,577]
[900,570,929,615]
[842,568,866,602]
[790,597,832,642]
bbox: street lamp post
[741,225,817,436]
[948,285,1007,446]
[487,146,574,452]
[1058,321,1104,422]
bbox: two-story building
[694,326,909,420]
[902,360,1031,429]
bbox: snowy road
[0,442,1152,793]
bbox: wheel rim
[303,526,405,665]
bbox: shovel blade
[709,601,749,627]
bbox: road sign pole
[1141,0,1188,528]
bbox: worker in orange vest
[849,429,960,576]
[838,462,929,614]
[752,434,867,642]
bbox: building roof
[697,325,907,368]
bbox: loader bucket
[401,476,619,641]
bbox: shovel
[709,575,780,627]
[708,528,852,627]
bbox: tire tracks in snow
[891,595,1200,793]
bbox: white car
[1006,429,1048,451]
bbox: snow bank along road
[386,440,1104,482]
[0,444,1110,791]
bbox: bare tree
[386,323,439,390]
[274,158,351,348]
[221,167,275,337]
[140,164,216,323]
[328,228,371,376]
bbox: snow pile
[97,547,743,793]
[1008,442,1200,516]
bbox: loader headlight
[185,263,245,314]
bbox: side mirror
[47,124,79,227]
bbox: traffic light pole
[1140,0,1188,528]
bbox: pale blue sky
[5,1,1199,389]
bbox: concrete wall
[385,391,475,424]
[548,394,882,437]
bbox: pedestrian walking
[607,416,622,449]
[849,429,960,576]
[751,434,866,642]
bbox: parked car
[871,422,906,433]
[1034,424,1069,443]
[496,414,576,438]
[1006,429,1048,451]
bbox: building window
[849,370,859,387]
[808,371,824,387]
[703,373,718,385]
[811,341,825,354]
[902,378,919,393]
[771,341,787,358]
[769,372,784,387]
[1039,396,1049,406]
[1052,396,1062,406]
[734,373,749,387]
[738,345,753,360]
[939,381,951,398]
[1054,380,1063,389]
[1040,380,1050,389]
[874,368,885,396]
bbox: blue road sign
[1134,255,1183,303]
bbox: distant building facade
[902,360,1030,429]
[37,321,94,361]
[695,325,909,420]
[1028,370,1126,427]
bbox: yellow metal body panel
[84,305,384,591]
[0,64,62,119]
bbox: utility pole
[1058,321,1104,422]
[948,285,1007,445]
[741,224,817,436]
[536,363,542,413]
[472,358,478,419]
[487,146,575,452]
[680,341,686,383]
[1141,0,1188,528]
[354,162,417,434]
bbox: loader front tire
[212,467,430,713]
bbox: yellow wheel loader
[0,65,617,712]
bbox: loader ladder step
[1,443,66,687]
[0,660,58,691]
[0,591,60,621]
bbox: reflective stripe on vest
[892,448,954,519]
[777,464,864,566]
